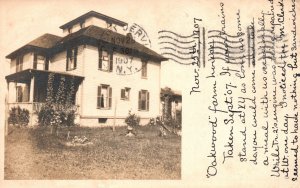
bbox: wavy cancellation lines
[207,30,248,65]
[158,30,196,65]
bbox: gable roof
[59,11,127,29]
[56,25,166,61]
[6,33,62,59]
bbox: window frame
[141,60,148,78]
[16,86,23,102]
[97,84,112,109]
[138,90,149,111]
[66,47,78,71]
[16,55,23,72]
[120,87,130,100]
[98,46,113,72]
[16,84,29,102]
[33,53,46,70]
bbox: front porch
[5,69,84,126]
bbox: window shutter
[45,57,49,70]
[138,91,141,110]
[33,54,37,69]
[109,52,113,72]
[74,47,78,69]
[97,86,101,108]
[20,56,23,71]
[66,49,69,70]
[98,46,102,69]
[108,87,112,108]
[121,89,125,99]
[16,58,18,72]
[144,62,147,77]
[20,56,24,70]
[147,91,150,111]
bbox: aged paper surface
[0,0,299,187]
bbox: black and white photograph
[0,0,299,188]
[3,7,182,180]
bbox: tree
[38,74,77,136]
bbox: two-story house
[5,11,167,126]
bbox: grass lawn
[4,125,181,179]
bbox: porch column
[29,76,35,126]
[5,80,10,136]
[29,76,35,102]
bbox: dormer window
[66,47,78,71]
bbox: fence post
[29,76,35,127]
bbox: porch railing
[7,102,80,114]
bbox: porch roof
[5,69,84,83]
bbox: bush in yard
[164,116,181,131]
[38,105,54,126]
[147,118,156,126]
[8,106,30,126]
[61,109,76,127]
[19,108,30,126]
[125,111,140,127]
[8,107,18,126]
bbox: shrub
[19,108,30,126]
[147,118,156,126]
[61,110,76,127]
[38,105,54,126]
[125,111,140,127]
[8,106,30,126]
[8,107,18,125]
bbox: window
[97,85,112,109]
[33,54,46,70]
[141,61,147,78]
[138,90,149,111]
[121,87,130,100]
[16,84,29,102]
[98,46,113,72]
[66,47,77,71]
[16,55,23,72]
[98,118,108,123]
[16,86,23,102]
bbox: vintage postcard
[0,0,299,187]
